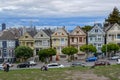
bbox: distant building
[1,23,6,31]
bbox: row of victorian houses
[0,23,120,62]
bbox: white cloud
[0,0,120,17]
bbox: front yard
[0,65,119,80]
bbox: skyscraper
[2,23,6,31]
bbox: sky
[0,0,120,30]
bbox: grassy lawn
[0,65,119,80]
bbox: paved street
[9,59,118,70]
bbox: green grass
[94,65,120,80]
[0,65,119,80]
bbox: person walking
[3,63,7,72]
[6,63,10,72]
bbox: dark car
[94,61,110,66]
[86,57,98,62]
[71,62,85,67]
[17,62,30,68]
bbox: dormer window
[25,36,28,38]
[76,31,79,33]
[95,29,98,32]
[41,34,43,37]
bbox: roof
[0,30,16,40]
[43,29,53,37]
[27,31,37,37]
[104,23,119,32]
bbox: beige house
[19,32,34,50]
[34,29,52,55]
[51,27,68,60]
[69,26,86,59]
[105,23,120,44]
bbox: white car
[29,61,37,66]
[110,55,120,60]
[47,63,64,68]
[0,64,3,70]
[117,59,120,64]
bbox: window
[25,36,28,38]
[61,38,65,45]
[76,31,79,33]
[98,38,101,41]
[36,40,42,46]
[117,34,120,39]
[55,33,57,35]
[95,29,98,32]
[98,44,101,47]
[41,34,43,37]
[42,40,48,46]
[90,37,92,41]
[72,37,74,42]
[0,41,2,47]
[79,37,82,42]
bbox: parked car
[17,62,30,68]
[117,59,120,64]
[71,61,85,67]
[47,63,64,68]
[86,57,98,62]
[28,61,37,66]
[94,61,110,66]
[109,55,120,60]
[0,64,3,70]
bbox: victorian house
[0,30,19,62]
[105,23,120,45]
[34,29,53,55]
[51,27,68,60]
[19,31,36,50]
[69,26,86,59]
[88,24,105,53]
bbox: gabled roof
[27,30,37,38]
[104,23,120,32]
[0,30,16,40]
[88,24,104,34]
[52,27,68,37]
[43,29,53,37]
[69,26,86,35]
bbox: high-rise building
[2,23,6,31]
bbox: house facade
[0,30,18,62]
[51,28,68,60]
[19,32,34,50]
[105,23,120,44]
[69,26,86,59]
[88,24,105,53]
[34,29,52,55]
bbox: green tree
[38,48,56,63]
[80,44,97,57]
[81,25,93,32]
[105,7,120,25]
[15,46,33,62]
[62,46,78,61]
[101,43,119,57]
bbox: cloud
[0,0,120,18]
